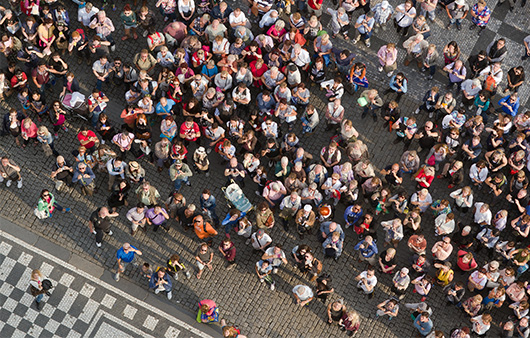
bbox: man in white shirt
[261,245,288,273]
[106,157,126,191]
[290,44,311,70]
[355,268,377,298]
[473,202,492,227]
[251,229,272,251]
[435,213,455,235]
[126,203,146,235]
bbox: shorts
[197,261,206,271]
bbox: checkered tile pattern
[0,239,208,338]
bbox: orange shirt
[193,217,218,240]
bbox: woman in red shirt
[414,166,435,189]
[250,59,268,88]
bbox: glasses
[43,194,49,197]
[54,104,60,107]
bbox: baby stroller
[60,92,91,121]
[222,180,253,214]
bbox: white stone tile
[0,257,16,282]
[79,283,95,298]
[101,294,116,309]
[44,318,61,334]
[143,315,159,331]
[122,304,137,320]
[3,298,18,312]
[0,242,13,256]
[39,262,54,277]
[165,326,181,338]
[6,313,22,327]
[78,299,99,323]
[17,252,33,266]
[57,289,78,313]
[59,273,75,287]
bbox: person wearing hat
[193,147,210,177]
[295,204,316,238]
[292,284,314,306]
[392,267,410,299]
[250,229,273,251]
[372,1,394,32]
[169,158,193,192]
[446,0,469,30]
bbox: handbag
[357,97,369,107]
[42,143,53,157]
[427,154,436,166]
[34,207,48,219]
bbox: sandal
[343,35,350,40]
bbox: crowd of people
[1,0,530,336]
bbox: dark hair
[137,202,145,208]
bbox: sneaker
[270,283,275,291]
[185,271,191,279]
[164,16,169,22]
[414,108,420,115]
[245,239,251,245]
[96,242,102,247]
[114,273,120,281]
[398,294,405,300]
[108,230,113,236]
[427,75,433,80]
[260,278,264,283]
[268,161,274,168]
[62,126,68,132]
[205,172,210,177]
[167,291,172,300]
[6,180,12,187]
[365,40,371,47]
[227,262,237,270]
[155,288,160,294]
[378,66,383,72]
[63,208,71,213]
[110,45,116,52]
[255,191,262,197]
[101,140,105,144]
[185,181,191,186]
[273,268,278,274]
[143,30,148,37]
[17,180,22,189]
[207,148,212,154]
[55,133,59,139]
[387,71,394,78]
[352,37,360,44]
[428,112,433,118]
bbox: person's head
[31,269,43,280]
[442,236,451,246]
[419,312,430,322]
[366,267,375,278]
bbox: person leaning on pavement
[149,267,173,300]
[145,204,170,232]
[355,267,377,298]
[126,202,146,236]
[195,242,214,279]
[0,156,22,189]
[193,214,218,246]
[114,243,142,282]
[169,159,193,192]
[88,206,119,247]
[72,162,96,196]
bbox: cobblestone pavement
[0,226,216,338]
[0,0,529,336]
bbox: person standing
[219,238,237,269]
[149,267,173,300]
[145,204,170,232]
[195,242,214,279]
[88,206,119,247]
[126,203,146,236]
[35,189,71,219]
[30,269,52,311]
[0,156,22,189]
[114,243,142,281]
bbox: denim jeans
[173,177,189,192]
[36,294,44,303]
[420,8,435,20]
[449,18,462,25]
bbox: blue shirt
[498,95,520,117]
[116,245,138,263]
[354,239,378,258]
[356,15,375,34]
[156,99,176,116]
[414,317,433,336]
[344,206,363,226]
